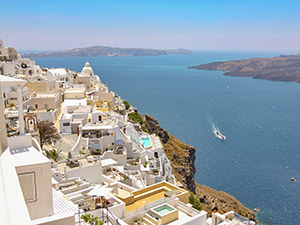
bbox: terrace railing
[123,196,176,218]
[231,212,257,225]
[75,207,122,225]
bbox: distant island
[21,46,193,58]
[188,55,300,83]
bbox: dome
[81,61,94,76]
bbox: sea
[34,51,300,225]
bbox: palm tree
[45,149,62,162]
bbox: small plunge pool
[153,205,174,215]
[142,138,152,148]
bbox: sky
[0,0,300,52]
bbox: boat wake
[212,124,226,140]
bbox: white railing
[176,201,201,216]
[123,196,176,218]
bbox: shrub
[189,193,203,211]
[128,112,143,124]
[143,161,148,168]
[123,100,130,110]
[81,213,103,225]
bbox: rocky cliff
[142,114,196,193]
[141,114,256,221]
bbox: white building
[48,68,73,89]
[0,83,78,225]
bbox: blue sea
[34,51,300,225]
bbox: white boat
[214,129,226,140]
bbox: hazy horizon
[1,0,299,52]
[17,47,296,55]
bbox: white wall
[36,110,56,123]
[16,161,53,220]
[7,134,32,150]
[0,156,32,225]
[102,136,115,150]
[60,118,71,134]
[102,151,127,166]
[182,212,207,225]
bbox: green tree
[123,100,130,110]
[189,192,203,211]
[189,192,196,205]
[38,121,60,149]
[81,213,103,225]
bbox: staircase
[143,213,158,225]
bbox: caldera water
[34,51,300,225]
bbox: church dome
[81,61,94,76]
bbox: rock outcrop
[141,113,256,222]
[142,114,196,193]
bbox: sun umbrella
[87,186,113,198]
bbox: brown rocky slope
[141,114,256,221]
[188,56,300,84]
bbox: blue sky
[1,0,299,52]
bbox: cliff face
[141,114,256,222]
[142,114,196,193]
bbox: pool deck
[142,136,155,150]
[125,190,167,212]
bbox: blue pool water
[154,205,174,215]
[33,51,300,225]
[142,138,152,148]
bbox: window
[18,172,37,203]
[3,93,5,98]
[35,104,38,109]
[63,122,70,126]
[98,115,102,122]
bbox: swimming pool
[154,205,175,215]
[142,138,152,148]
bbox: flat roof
[57,158,100,173]
[63,99,87,106]
[64,88,85,93]
[101,158,117,167]
[34,93,58,98]
[2,146,49,167]
[82,124,116,130]
[0,75,27,86]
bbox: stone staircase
[143,213,158,225]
